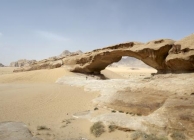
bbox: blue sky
[0,0,194,65]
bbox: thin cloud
[35,30,69,42]
[0,32,3,37]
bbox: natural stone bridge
[14,34,194,73]
[71,40,173,74]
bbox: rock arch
[71,40,174,74]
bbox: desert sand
[0,67,193,140]
[0,67,135,140]
[0,67,15,75]
[105,66,157,78]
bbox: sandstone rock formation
[13,50,83,72]
[166,34,194,72]
[71,40,174,74]
[71,35,194,74]
[10,59,36,67]
[0,63,4,67]
[0,122,41,140]
[13,34,194,73]
[57,73,194,138]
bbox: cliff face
[13,34,194,73]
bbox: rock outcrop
[13,50,83,72]
[71,40,175,74]
[0,122,41,140]
[0,63,4,67]
[10,59,36,67]
[57,73,194,138]
[13,34,194,73]
[166,34,194,72]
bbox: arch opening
[101,56,157,78]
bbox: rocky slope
[13,34,194,73]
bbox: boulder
[0,122,41,140]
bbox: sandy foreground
[0,67,136,140]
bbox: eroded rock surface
[56,73,194,138]
[166,34,194,72]
[71,40,174,74]
[13,50,83,72]
[13,34,194,73]
[0,122,41,140]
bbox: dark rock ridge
[13,34,194,73]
